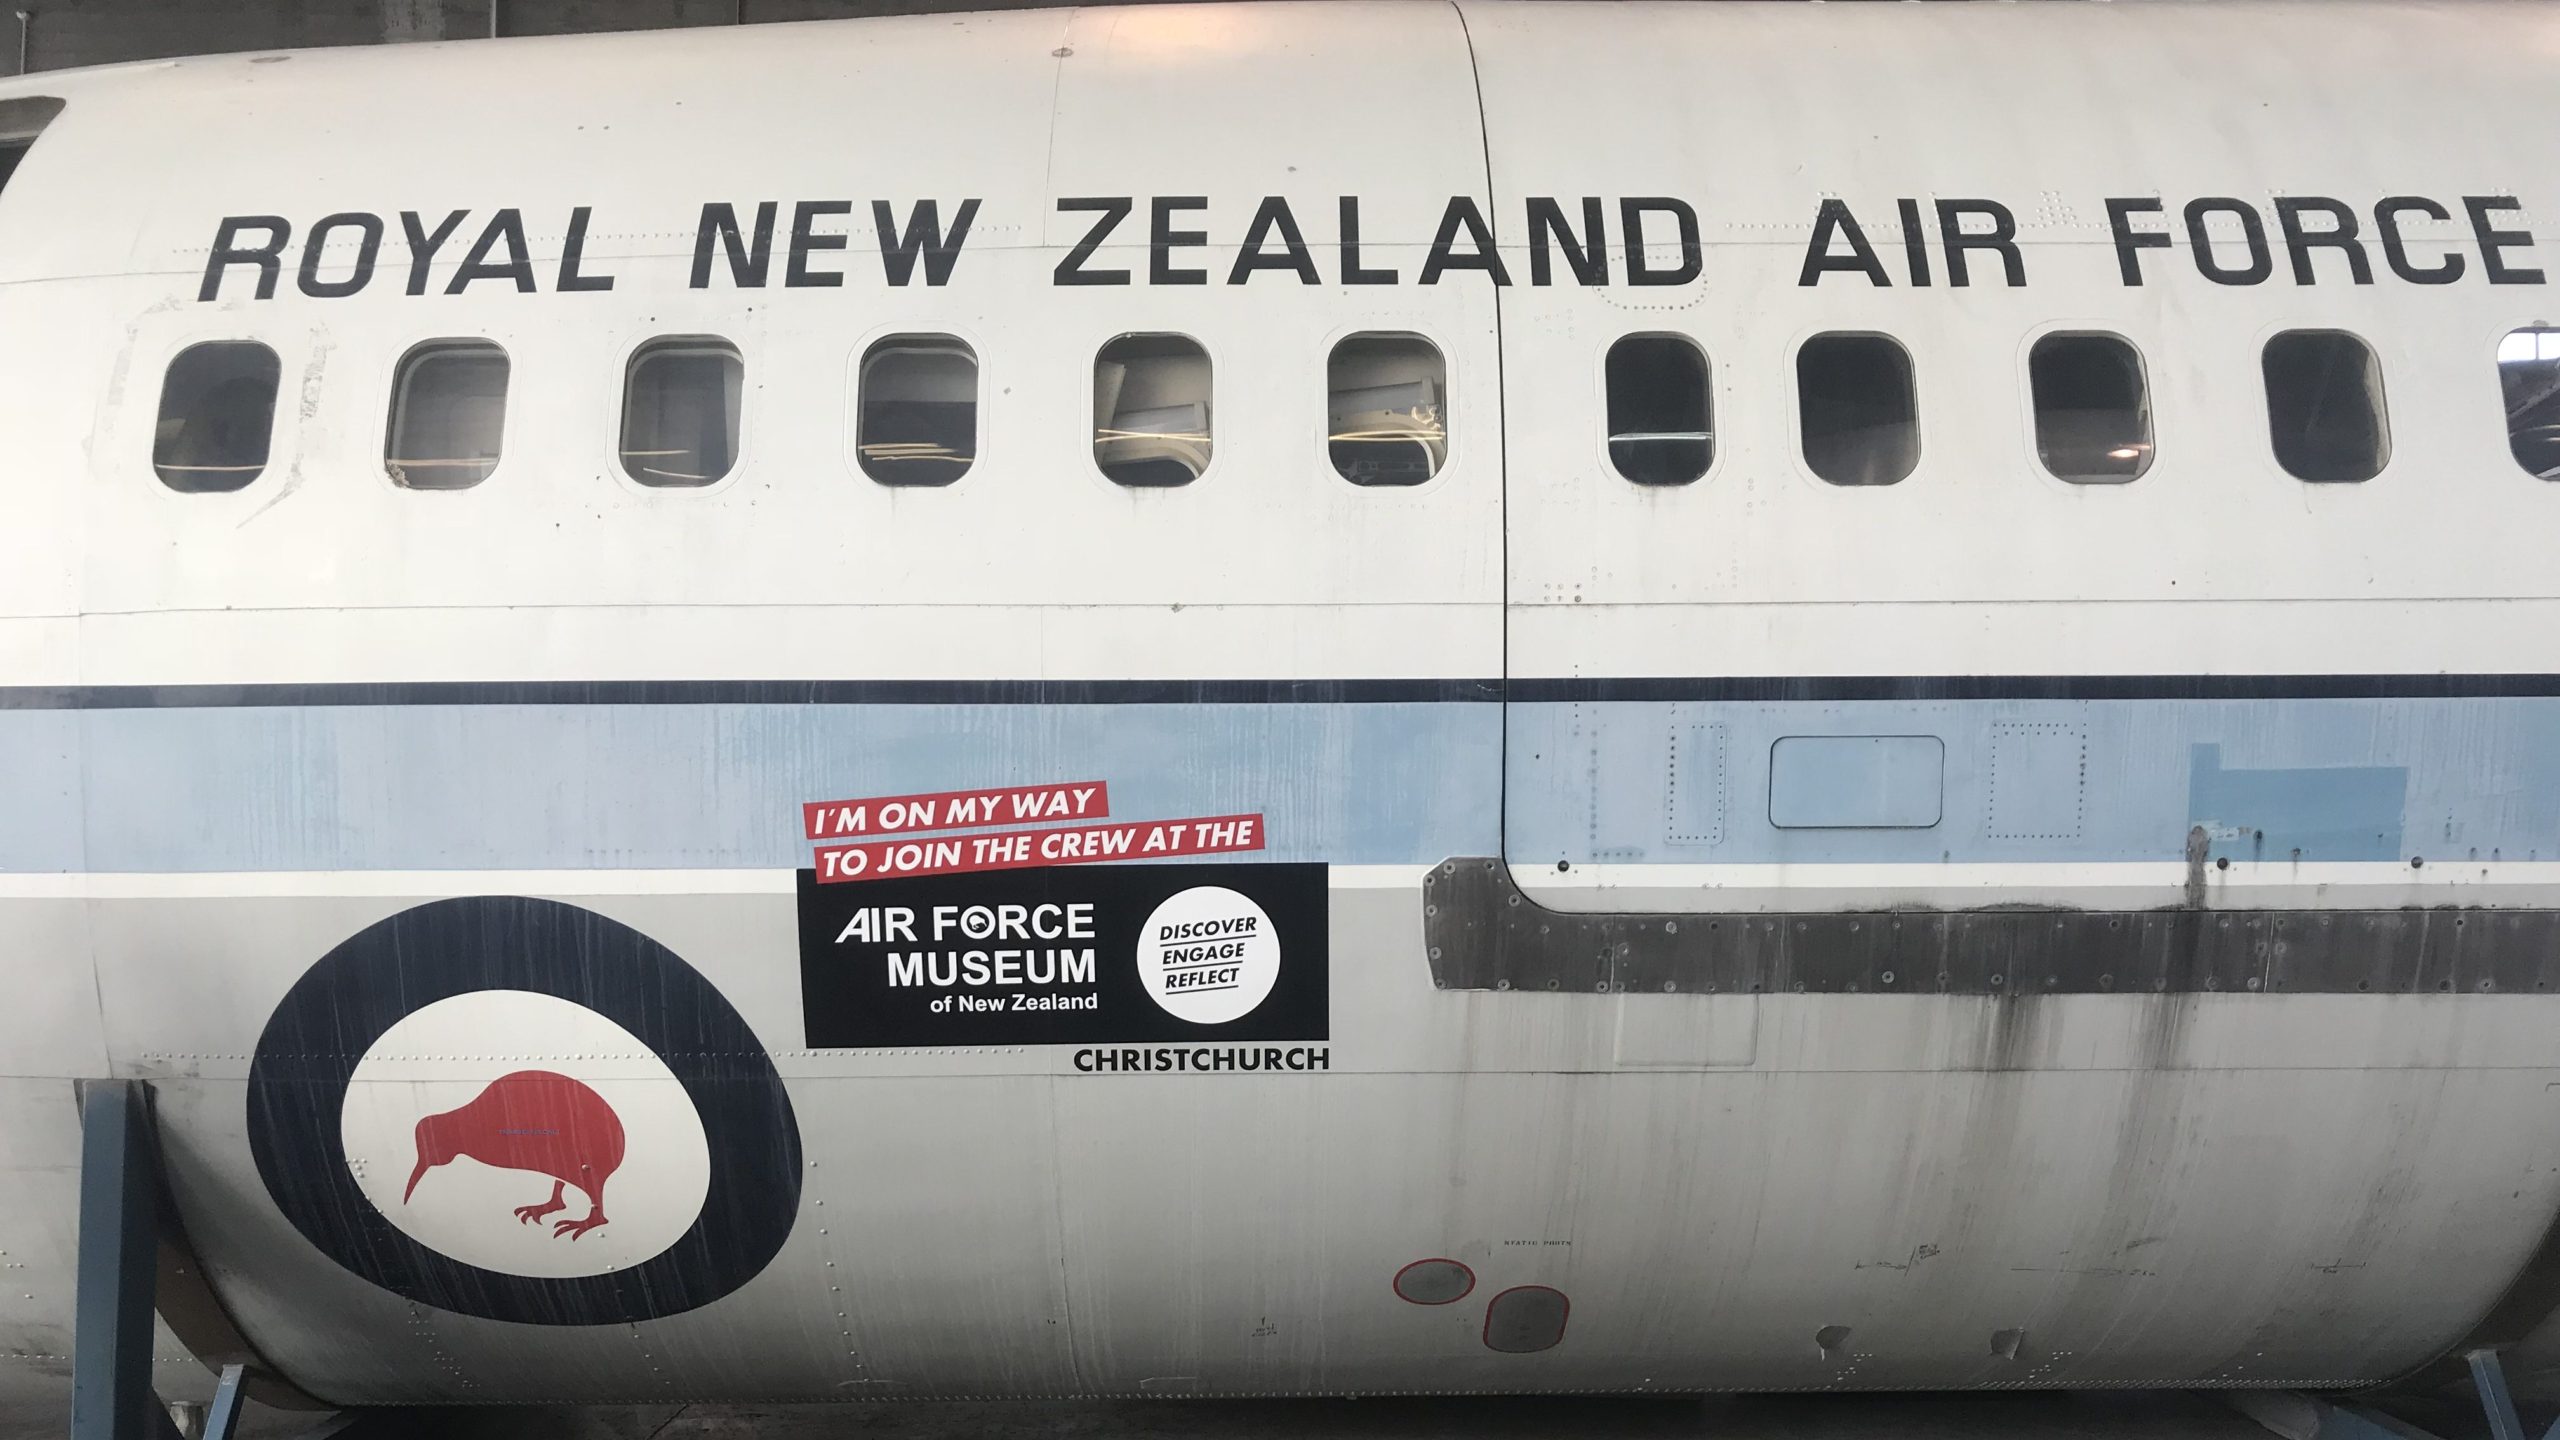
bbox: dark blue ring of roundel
[245,896,803,1326]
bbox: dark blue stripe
[0,678,1506,710]
[1508,674,2560,702]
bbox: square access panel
[1768,735,1945,829]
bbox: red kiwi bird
[403,1070,625,1240]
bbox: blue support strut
[69,1080,184,1440]
[201,1365,246,1440]
[2466,1348,2560,1440]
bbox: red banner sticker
[803,782,1110,842]
[815,814,1264,884]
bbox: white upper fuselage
[2,0,2556,695]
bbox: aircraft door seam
[1450,0,1514,872]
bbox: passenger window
[1606,335,1712,485]
[622,338,742,487]
[1797,334,1917,486]
[2500,327,2560,480]
[858,336,977,486]
[1093,334,1211,486]
[2263,330,2387,483]
[2029,333,2152,483]
[386,341,509,490]
[1329,334,1446,486]
[153,341,280,493]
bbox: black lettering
[2274,196,2372,285]
[1936,198,2023,287]
[689,201,776,289]
[1799,199,1888,286]
[556,206,614,292]
[1897,198,1931,287]
[786,199,852,288]
[295,212,381,299]
[1622,197,1702,286]
[198,216,290,302]
[1074,1049,1095,1073]
[2183,198,2271,286]
[1340,196,1396,285]
[1526,196,1607,286]
[2376,196,2463,284]
[1150,195,1209,285]
[1054,197,1131,285]
[874,198,979,286]
[1228,196,1318,284]
[1419,196,1510,285]
[399,210,468,297]
[445,208,535,294]
[2106,198,2170,286]
[2467,195,2545,285]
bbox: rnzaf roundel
[247,896,801,1325]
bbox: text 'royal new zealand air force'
[194,191,2552,300]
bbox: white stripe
[1510,600,2560,679]
[29,600,2560,692]
[0,863,1432,899]
[61,605,1497,688]
[0,861,2538,910]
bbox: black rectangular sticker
[798,861,1328,1048]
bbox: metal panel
[1987,723,2086,842]
[1768,736,1945,830]
[2189,744,2407,863]
[1665,723,1726,846]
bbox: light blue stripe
[8,695,2559,874]
[0,710,81,871]
[2189,743,2406,863]
[1503,697,2560,868]
[7,703,1500,873]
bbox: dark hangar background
[7,0,1927,73]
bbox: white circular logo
[339,990,711,1280]
[1136,886,1281,1025]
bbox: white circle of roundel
[340,990,711,1281]
[1135,886,1281,1025]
